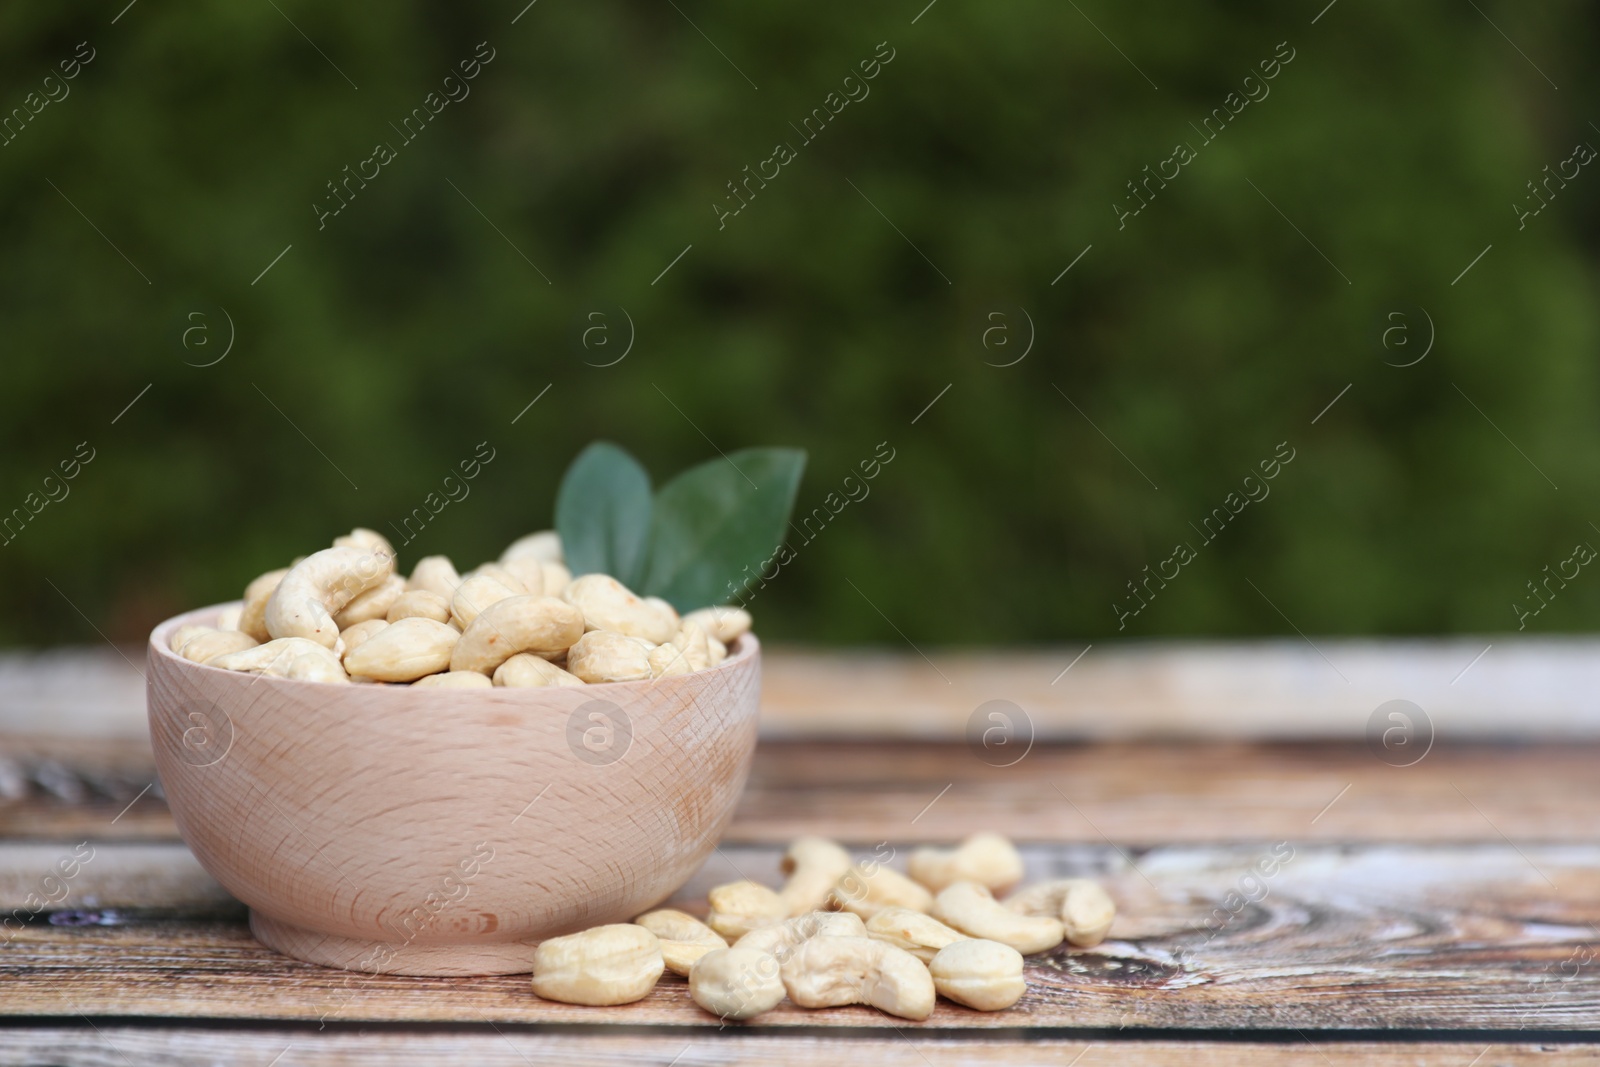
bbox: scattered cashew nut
[828,863,935,919]
[633,909,728,977]
[707,880,788,941]
[932,882,1063,955]
[778,837,853,916]
[736,910,866,960]
[909,832,1025,893]
[865,907,970,964]
[1006,878,1116,947]
[529,923,664,1006]
[690,946,787,1021]
[779,935,935,1021]
[927,938,1025,1011]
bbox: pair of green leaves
[555,442,807,612]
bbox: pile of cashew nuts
[166,528,750,687]
[530,832,1116,1021]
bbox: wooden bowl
[147,603,761,976]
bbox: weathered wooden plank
[2,1030,1597,1067]
[5,740,1599,846]
[6,639,1600,742]
[2,843,1595,1030]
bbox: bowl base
[250,910,539,976]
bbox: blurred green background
[3,0,1598,647]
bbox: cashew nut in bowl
[411,670,492,689]
[865,907,970,963]
[633,909,728,977]
[406,555,461,600]
[332,574,406,630]
[529,924,664,1006]
[932,881,1063,955]
[827,863,934,919]
[684,605,752,645]
[237,567,288,642]
[344,617,461,683]
[927,938,1025,1011]
[386,589,453,625]
[215,604,243,631]
[210,638,350,684]
[565,630,654,684]
[338,619,389,654]
[449,596,585,675]
[175,628,258,666]
[779,935,935,1021]
[500,529,562,564]
[493,652,584,688]
[449,572,522,630]
[909,832,1025,893]
[706,880,788,941]
[690,946,787,1021]
[1006,878,1116,947]
[332,527,395,557]
[562,574,677,643]
[264,546,395,651]
[777,837,853,916]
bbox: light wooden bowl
[147,603,761,976]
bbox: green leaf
[641,448,807,612]
[555,442,653,586]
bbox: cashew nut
[565,630,654,684]
[386,589,453,625]
[563,574,677,643]
[501,530,562,564]
[932,882,1063,955]
[529,923,664,1006]
[690,946,787,1021]
[670,619,713,671]
[707,880,788,941]
[332,574,406,630]
[339,619,389,654]
[406,555,462,600]
[469,563,530,594]
[828,863,934,919]
[450,596,585,675]
[411,670,492,689]
[238,567,289,642]
[1006,879,1116,947]
[778,837,853,916]
[333,527,395,557]
[494,652,585,688]
[540,560,572,597]
[736,910,866,960]
[215,604,243,631]
[449,572,523,630]
[498,557,547,597]
[344,618,461,682]
[865,907,970,963]
[646,642,693,678]
[633,909,728,977]
[645,596,680,629]
[684,605,752,645]
[211,637,350,684]
[169,625,212,653]
[265,546,395,651]
[706,633,728,666]
[779,935,935,1021]
[176,628,259,666]
[909,832,1025,894]
[928,939,1025,1011]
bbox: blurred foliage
[1,0,1598,647]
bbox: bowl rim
[149,600,759,696]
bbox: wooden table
[2,643,1598,1064]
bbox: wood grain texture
[8,740,1599,847]
[8,638,1600,741]
[142,607,763,974]
[3,1031,1597,1067]
[3,842,1596,1030]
